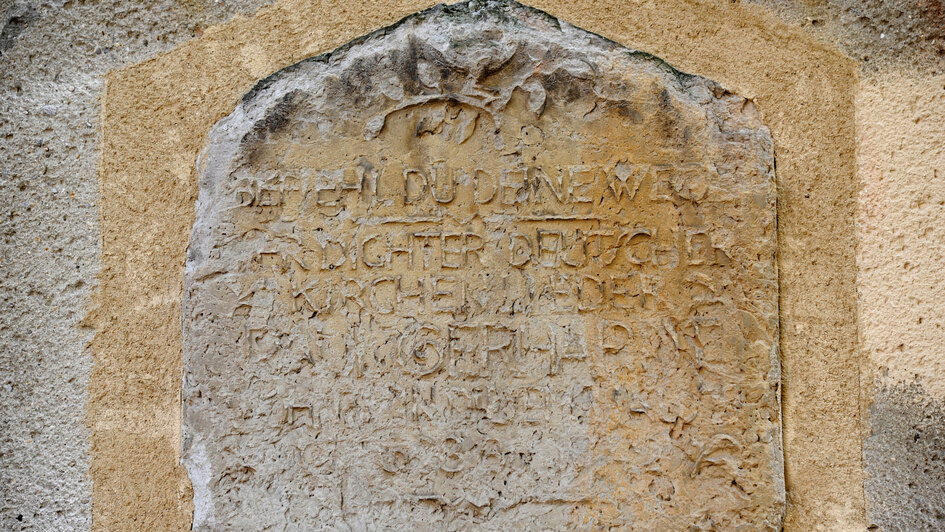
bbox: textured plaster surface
[857,70,945,528]
[0,1,271,530]
[864,384,945,530]
[751,1,945,529]
[6,0,942,530]
[94,0,861,529]
[183,3,782,528]
[752,0,945,74]
[858,71,945,400]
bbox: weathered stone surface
[182,1,782,528]
[865,384,945,530]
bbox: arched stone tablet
[182,0,782,528]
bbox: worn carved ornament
[182,1,783,528]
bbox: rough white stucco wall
[0,2,272,529]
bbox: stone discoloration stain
[183,2,781,528]
[752,0,945,74]
[856,71,945,531]
[865,384,945,530]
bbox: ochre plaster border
[91,0,862,529]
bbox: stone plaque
[182,1,782,528]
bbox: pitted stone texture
[182,1,782,529]
[865,384,945,530]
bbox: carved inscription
[183,1,783,529]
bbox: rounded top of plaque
[184,1,780,530]
[191,0,772,268]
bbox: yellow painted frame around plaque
[91,0,862,529]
